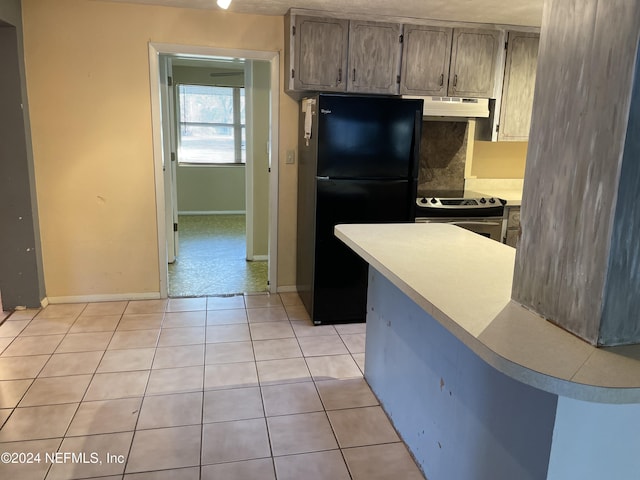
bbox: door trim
[244,60,255,261]
[148,42,280,297]
[159,55,178,264]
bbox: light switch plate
[286,150,295,164]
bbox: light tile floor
[0,293,424,480]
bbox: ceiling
[103,0,544,27]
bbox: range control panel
[416,197,506,208]
[415,197,506,218]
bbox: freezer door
[316,95,422,179]
[312,178,414,324]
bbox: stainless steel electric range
[415,191,507,242]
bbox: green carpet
[168,214,268,297]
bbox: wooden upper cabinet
[400,25,453,96]
[498,32,540,141]
[347,21,402,95]
[449,28,500,98]
[283,10,519,106]
[288,15,349,92]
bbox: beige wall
[470,141,528,178]
[22,0,299,298]
[176,165,246,212]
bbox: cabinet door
[498,32,540,141]
[348,21,402,95]
[504,206,521,247]
[507,206,521,228]
[505,228,519,248]
[293,16,348,92]
[400,25,452,96]
[449,28,500,98]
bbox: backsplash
[417,121,469,195]
[470,141,527,178]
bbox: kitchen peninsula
[335,222,640,480]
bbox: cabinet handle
[352,68,356,82]
[453,74,458,87]
[439,74,444,86]
[338,68,342,83]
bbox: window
[177,84,245,165]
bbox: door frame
[148,42,279,297]
[158,55,178,264]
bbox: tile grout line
[0,294,423,479]
[59,303,129,478]
[247,302,278,479]
[308,363,355,480]
[290,310,355,479]
[199,379,205,480]
[121,301,160,472]
[1,304,121,478]
[0,313,40,433]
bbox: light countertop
[335,222,640,404]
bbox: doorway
[149,43,279,298]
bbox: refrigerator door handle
[317,176,411,182]
[411,109,422,180]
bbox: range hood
[403,96,490,118]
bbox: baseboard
[247,255,268,261]
[276,285,298,293]
[46,292,162,304]
[178,211,246,215]
[40,297,49,309]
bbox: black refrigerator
[296,94,423,325]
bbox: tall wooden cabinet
[400,25,452,96]
[498,32,540,141]
[449,28,501,98]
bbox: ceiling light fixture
[217,0,232,9]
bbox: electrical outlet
[286,150,296,164]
